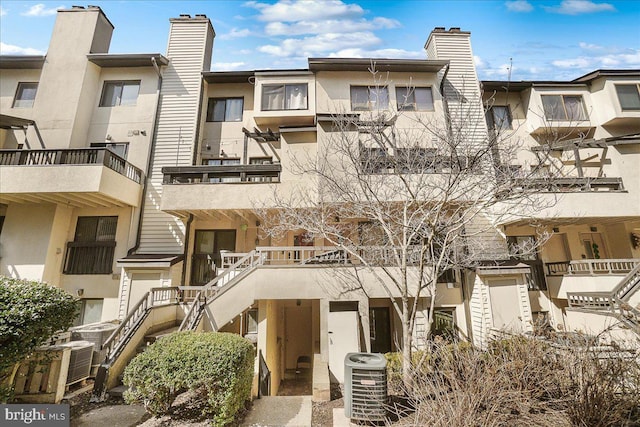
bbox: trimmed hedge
[123,331,255,425]
[0,277,79,402]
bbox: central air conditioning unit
[60,341,94,386]
[344,352,388,423]
[70,322,118,375]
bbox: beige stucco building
[1,7,638,398]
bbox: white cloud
[474,55,487,69]
[219,28,252,40]
[0,42,45,55]
[329,48,424,59]
[544,1,615,15]
[244,0,364,22]
[246,0,404,62]
[22,3,64,17]
[258,32,381,57]
[265,18,399,36]
[578,42,604,51]
[552,57,592,68]
[0,6,8,16]
[505,1,534,12]
[551,49,640,69]
[211,62,247,71]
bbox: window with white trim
[486,105,513,130]
[615,84,640,111]
[261,84,308,111]
[13,82,38,108]
[396,87,434,111]
[99,80,140,107]
[207,97,244,121]
[351,86,389,111]
[541,95,587,121]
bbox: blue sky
[1,0,639,81]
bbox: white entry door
[328,310,360,383]
[489,279,522,331]
[128,273,161,312]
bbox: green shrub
[0,277,79,402]
[123,331,255,426]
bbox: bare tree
[257,69,561,389]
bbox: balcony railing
[515,177,624,192]
[162,164,281,184]
[0,148,143,184]
[545,261,571,276]
[63,241,116,275]
[567,259,639,275]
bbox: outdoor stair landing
[144,325,180,344]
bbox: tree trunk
[401,306,413,393]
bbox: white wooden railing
[567,259,639,275]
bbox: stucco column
[357,295,370,352]
[319,298,329,362]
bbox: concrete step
[144,326,180,344]
[108,385,128,398]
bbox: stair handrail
[101,287,181,364]
[101,291,151,363]
[178,291,204,331]
[180,250,263,300]
[612,263,640,302]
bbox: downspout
[181,214,194,286]
[128,56,164,255]
[439,63,452,138]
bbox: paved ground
[71,404,147,427]
[240,396,312,427]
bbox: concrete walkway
[241,396,312,427]
[71,404,147,427]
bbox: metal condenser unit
[344,352,388,422]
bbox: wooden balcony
[0,148,144,207]
[514,177,625,192]
[161,164,284,213]
[0,148,142,183]
[162,164,281,184]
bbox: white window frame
[541,94,588,121]
[396,87,434,111]
[261,83,308,111]
[12,82,38,108]
[615,84,640,111]
[207,97,244,122]
[99,80,141,107]
[486,105,513,130]
[351,86,389,111]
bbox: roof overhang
[0,55,46,69]
[476,261,531,276]
[116,254,184,268]
[203,71,255,83]
[309,58,448,73]
[87,53,169,68]
[573,69,640,83]
[0,114,35,129]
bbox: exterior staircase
[91,251,265,400]
[567,263,640,335]
[92,287,190,401]
[91,246,350,400]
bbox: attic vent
[195,14,207,18]
[179,14,191,18]
[71,5,85,9]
